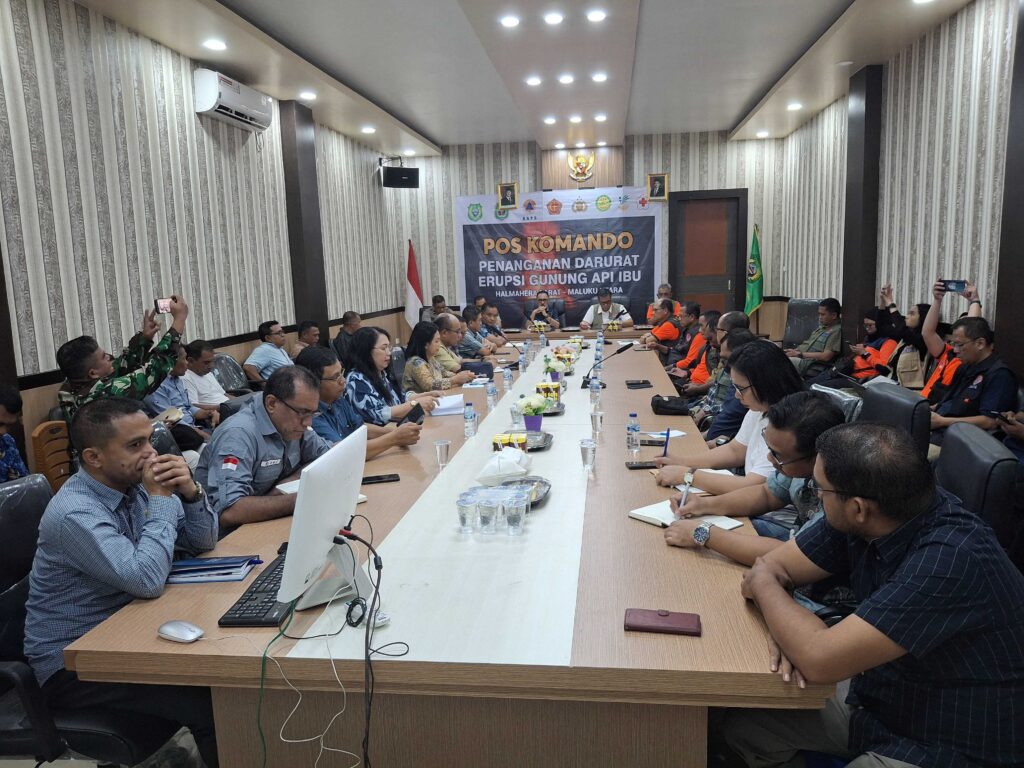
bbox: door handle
[728,279,732,291]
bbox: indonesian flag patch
[222,456,239,472]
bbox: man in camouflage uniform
[56,296,189,423]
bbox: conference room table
[65,337,832,767]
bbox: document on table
[644,430,686,438]
[430,394,465,416]
[673,468,736,495]
[627,500,743,530]
[276,479,366,503]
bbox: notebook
[276,479,366,504]
[430,394,465,416]
[167,555,262,584]
[627,500,743,531]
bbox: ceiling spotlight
[756,131,770,139]
[404,149,416,156]
[836,60,854,67]
[361,125,376,134]
[786,101,803,111]
[912,0,935,4]
[586,9,607,22]
[594,113,607,122]
[544,12,564,24]
[202,38,226,51]
[597,141,607,147]
[558,73,574,85]
[554,142,566,149]
[575,141,586,148]
[500,15,520,27]
[525,75,542,86]
[298,91,316,101]
[543,116,557,125]
[569,115,582,123]
[591,71,608,83]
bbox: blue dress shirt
[0,433,28,482]
[144,374,198,425]
[312,397,365,444]
[244,342,293,378]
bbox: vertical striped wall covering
[0,0,292,375]
[779,98,848,300]
[878,0,1017,320]
[315,124,402,317]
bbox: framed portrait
[497,181,519,210]
[646,173,668,201]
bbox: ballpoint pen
[662,427,670,457]
[680,476,692,508]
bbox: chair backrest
[935,423,1019,545]
[212,353,248,391]
[0,475,53,592]
[149,421,182,457]
[390,346,407,383]
[30,421,73,493]
[781,299,821,349]
[857,384,930,458]
[810,384,862,422]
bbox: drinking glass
[590,410,604,435]
[505,492,529,536]
[434,439,451,470]
[477,498,500,534]
[580,438,597,476]
[510,405,524,430]
[456,493,477,534]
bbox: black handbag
[650,394,691,416]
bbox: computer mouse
[157,620,205,643]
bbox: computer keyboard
[217,554,292,627]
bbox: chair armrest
[246,380,266,391]
[0,661,66,761]
[225,388,253,397]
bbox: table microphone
[581,341,635,388]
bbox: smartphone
[939,279,968,294]
[154,297,173,314]
[397,403,425,426]
[996,413,1024,425]
[362,474,400,485]
[626,379,651,386]
[625,460,659,470]
[640,438,666,447]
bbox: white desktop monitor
[277,425,372,610]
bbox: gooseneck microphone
[581,341,635,388]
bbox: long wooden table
[66,335,831,767]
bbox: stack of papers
[627,500,743,531]
[430,394,465,416]
[276,479,367,503]
[168,555,262,584]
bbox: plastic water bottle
[626,412,640,456]
[538,331,547,349]
[523,339,532,367]
[486,381,498,409]
[589,374,602,408]
[502,367,513,391]
[593,344,603,374]
[464,402,477,438]
[596,330,604,347]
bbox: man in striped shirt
[719,422,1024,768]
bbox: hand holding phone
[398,402,425,426]
[154,297,173,314]
[939,279,968,294]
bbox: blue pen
[662,427,670,457]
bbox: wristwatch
[692,522,712,547]
[183,481,204,503]
[683,470,695,486]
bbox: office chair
[149,421,183,457]
[30,422,73,493]
[390,346,407,383]
[857,384,930,459]
[810,384,862,422]
[781,299,821,349]
[211,353,259,394]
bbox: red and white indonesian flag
[405,239,424,332]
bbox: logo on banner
[638,196,650,209]
[523,198,537,212]
[618,192,632,210]
[747,256,762,282]
[568,151,595,182]
[467,203,483,222]
[494,205,509,220]
[546,198,563,215]
[572,198,588,213]
[595,194,612,212]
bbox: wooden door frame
[666,189,748,311]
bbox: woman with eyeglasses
[344,327,439,425]
[654,340,804,495]
[402,321,475,393]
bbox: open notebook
[276,479,366,503]
[628,499,743,530]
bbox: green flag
[745,225,763,316]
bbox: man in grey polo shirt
[196,366,331,535]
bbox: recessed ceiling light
[500,15,520,27]
[202,38,226,51]
[836,60,854,67]
[912,0,935,4]
[558,73,574,85]
[298,91,316,101]
[756,131,770,139]
[597,141,607,147]
[404,149,416,156]
[569,115,582,123]
[594,113,607,122]
[575,141,586,148]
[361,125,376,134]
[591,72,608,83]
[525,75,542,87]
[786,102,803,111]
[586,9,607,22]
[554,142,565,149]
[543,116,557,125]
[544,12,564,25]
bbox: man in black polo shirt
[718,422,1024,768]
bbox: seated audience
[0,384,28,482]
[295,347,422,459]
[664,301,702,368]
[289,320,320,360]
[422,294,448,323]
[458,307,498,359]
[56,296,188,421]
[645,283,681,322]
[671,310,721,392]
[403,321,475,393]
[196,366,331,533]
[874,284,932,388]
[345,327,439,425]
[655,340,804,494]
[930,315,1017,445]
[434,313,493,377]
[24,398,218,767]
[640,299,681,361]
[579,288,634,330]
[243,320,293,382]
[718,422,1024,768]
[699,328,756,444]
[920,279,984,404]
[784,298,843,379]
[480,303,509,346]
[526,290,564,329]
[183,339,250,421]
[473,295,487,311]
[688,313,748,418]
[144,345,216,452]
[331,311,362,367]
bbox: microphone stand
[581,341,635,389]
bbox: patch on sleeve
[222,456,239,471]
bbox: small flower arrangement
[543,356,567,374]
[516,393,552,416]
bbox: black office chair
[149,421,182,457]
[935,423,1019,552]
[781,299,822,349]
[857,384,931,459]
[0,475,177,766]
[419,306,460,322]
[211,353,258,394]
[390,347,407,383]
[522,299,566,327]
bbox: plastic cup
[590,411,604,435]
[456,493,477,534]
[580,438,596,476]
[505,492,529,536]
[434,439,451,470]
[477,498,499,535]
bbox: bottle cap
[629,412,637,417]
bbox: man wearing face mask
[24,398,219,767]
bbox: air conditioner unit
[194,68,273,133]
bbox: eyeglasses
[320,372,345,383]
[277,399,321,420]
[269,330,285,337]
[374,344,392,353]
[734,382,753,395]
[949,339,978,351]
[761,429,812,467]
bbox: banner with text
[455,187,662,327]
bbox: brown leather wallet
[624,608,702,636]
